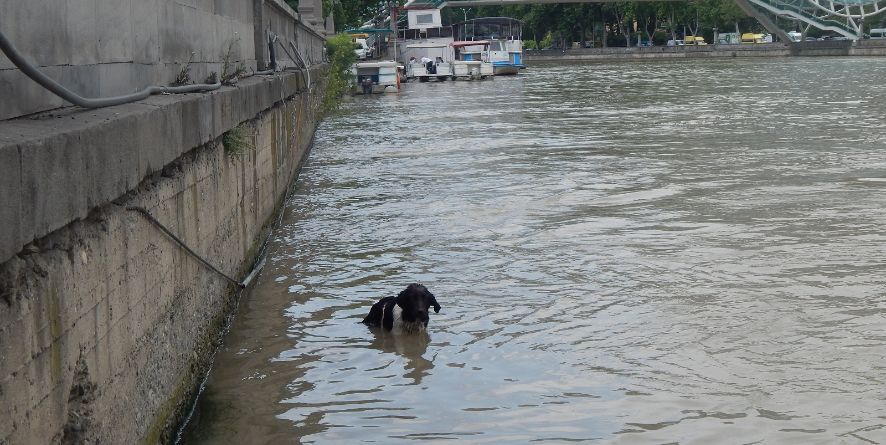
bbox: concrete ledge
[525,44,791,62]
[525,40,886,62]
[0,66,327,265]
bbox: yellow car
[684,36,708,45]
[741,33,765,44]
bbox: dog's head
[396,283,441,327]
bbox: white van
[354,39,371,60]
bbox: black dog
[362,284,441,333]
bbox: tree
[605,2,635,47]
[635,2,667,46]
[697,0,749,39]
[332,0,383,31]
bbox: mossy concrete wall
[0,66,327,444]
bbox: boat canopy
[451,40,490,47]
[452,17,524,27]
[345,27,395,34]
[408,42,452,48]
[452,17,523,42]
[354,61,402,68]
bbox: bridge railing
[262,0,327,68]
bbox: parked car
[741,33,765,44]
[684,36,708,45]
[666,39,685,46]
[718,32,741,44]
[354,39,371,60]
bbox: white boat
[453,17,525,76]
[403,41,492,81]
[450,41,494,79]
[407,60,453,82]
[395,7,489,82]
[404,42,453,81]
[351,61,402,94]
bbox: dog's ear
[430,295,441,313]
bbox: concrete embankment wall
[0,0,255,121]
[0,0,326,121]
[0,1,331,443]
[525,39,886,62]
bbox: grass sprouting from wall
[222,123,254,160]
[322,33,357,112]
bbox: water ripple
[185,58,886,444]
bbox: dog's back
[362,296,397,329]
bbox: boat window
[416,13,434,25]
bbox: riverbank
[0,67,327,444]
[525,39,886,62]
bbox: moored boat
[450,41,494,79]
[453,17,525,76]
[351,61,402,94]
[404,42,453,81]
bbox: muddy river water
[184,58,886,444]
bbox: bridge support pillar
[299,0,326,34]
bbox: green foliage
[221,38,247,84]
[289,0,338,23]
[223,123,254,160]
[323,33,357,111]
[333,0,386,31]
[173,52,194,86]
[470,0,760,47]
[322,0,333,17]
[539,32,553,49]
[652,30,670,46]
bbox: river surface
[184,58,886,444]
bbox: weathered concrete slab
[0,145,22,260]
[0,71,319,264]
[65,0,100,66]
[0,0,268,120]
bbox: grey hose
[274,37,298,67]
[126,206,247,288]
[272,38,312,89]
[0,30,221,109]
[288,41,312,87]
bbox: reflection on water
[367,329,434,385]
[184,58,886,444]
